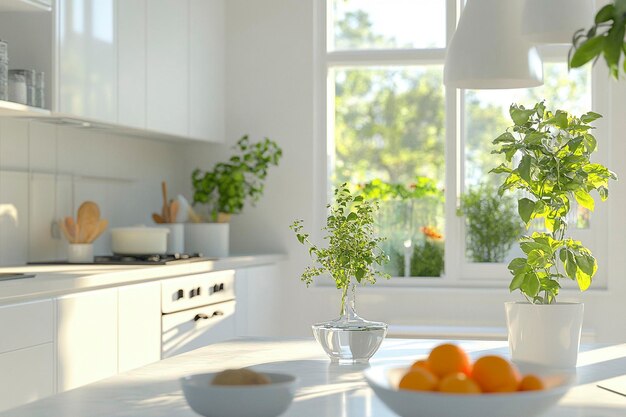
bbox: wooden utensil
[161,181,169,223]
[169,200,180,224]
[77,201,100,243]
[86,219,108,243]
[59,220,73,243]
[152,213,165,224]
[64,217,76,243]
[187,205,202,223]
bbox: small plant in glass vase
[290,183,390,364]
[492,102,616,368]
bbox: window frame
[314,0,610,289]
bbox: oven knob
[213,284,219,293]
[176,289,184,300]
[190,288,196,298]
[196,286,201,295]
[219,283,224,291]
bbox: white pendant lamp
[444,0,543,89]
[522,0,594,44]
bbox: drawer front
[0,343,55,412]
[162,300,235,358]
[0,299,53,354]
[161,270,235,313]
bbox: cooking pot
[111,227,170,255]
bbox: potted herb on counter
[187,135,282,256]
[290,183,390,363]
[491,102,616,368]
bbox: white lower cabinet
[0,344,54,412]
[118,281,161,373]
[0,299,55,412]
[56,288,118,392]
[235,264,279,337]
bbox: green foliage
[192,136,282,221]
[290,183,390,294]
[491,102,616,303]
[358,177,443,201]
[569,0,626,79]
[458,184,522,263]
[393,240,444,277]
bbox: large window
[322,1,606,284]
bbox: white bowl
[364,365,573,417]
[110,226,169,255]
[180,371,297,417]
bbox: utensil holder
[68,243,94,263]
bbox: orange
[427,343,472,377]
[410,359,430,371]
[519,374,545,391]
[438,372,482,394]
[398,368,438,392]
[471,355,520,393]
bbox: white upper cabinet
[117,0,146,129]
[57,0,117,123]
[146,0,189,137]
[189,0,224,142]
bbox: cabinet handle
[212,310,224,317]
[194,313,209,321]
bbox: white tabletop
[4,338,626,417]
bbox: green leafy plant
[290,183,390,314]
[569,0,626,79]
[491,102,616,304]
[358,177,443,201]
[192,136,282,222]
[458,184,522,263]
[394,239,444,277]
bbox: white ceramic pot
[68,243,94,263]
[505,301,584,369]
[111,227,169,255]
[156,223,185,254]
[184,223,229,257]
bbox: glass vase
[311,282,387,364]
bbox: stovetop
[0,273,36,281]
[29,253,214,266]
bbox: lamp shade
[522,0,594,44]
[444,0,543,89]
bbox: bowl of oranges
[364,343,573,417]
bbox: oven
[161,270,236,359]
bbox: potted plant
[458,183,522,263]
[290,183,390,364]
[491,101,616,368]
[187,135,282,256]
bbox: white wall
[0,118,187,265]
[183,0,626,343]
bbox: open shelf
[0,0,51,13]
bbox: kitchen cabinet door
[235,264,279,337]
[0,344,54,412]
[146,0,189,136]
[57,0,117,123]
[56,288,118,392]
[117,0,146,129]
[189,0,224,142]
[118,281,161,373]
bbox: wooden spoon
[86,219,108,243]
[169,200,180,223]
[161,181,169,223]
[77,201,100,243]
[59,220,73,243]
[152,213,165,224]
[64,217,76,243]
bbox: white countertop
[3,337,626,417]
[0,254,285,306]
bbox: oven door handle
[194,311,224,321]
[194,313,209,321]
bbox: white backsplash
[0,118,188,266]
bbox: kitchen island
[3,337,626,417]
